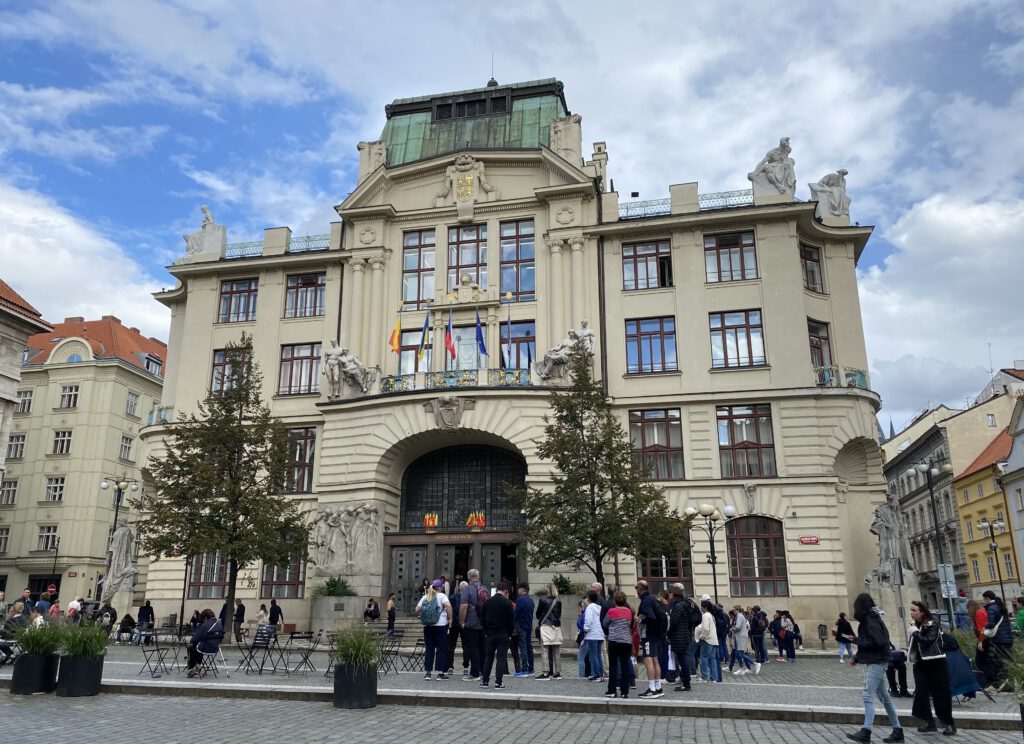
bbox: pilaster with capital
[347,258,366,357]
[568,235,585,324]
[366,254,387,367]
[546,237,566,341]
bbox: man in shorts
[634,580,664,698]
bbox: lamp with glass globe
[902,457,956,623]
[685,503,737,603]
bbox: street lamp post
[978,517,1007,600]
[905,459,955,624]
[50,536,61,584]
[99,474,139,585]
[684,503,737,604]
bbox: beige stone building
[1,315,165,603]
[142,78,886,630]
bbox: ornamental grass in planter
[56,622,108,697]
[10,623,63,695]
[331,626,380,709]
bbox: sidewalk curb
[2,678,1019,730]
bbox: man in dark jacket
[232,599,246,644]
[480,583,515,688]
[635,580,665,698]
[668,584,700,691]
[982,590,1014,690]
[513,584,535,676]
[447,582,467,675]
[749,605,769,663]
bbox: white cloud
[0,180,170,340]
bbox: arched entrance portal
[387,445,527,615]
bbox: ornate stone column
[546,237,565,341]
[569,235,585,325]
[347,258,366,356]
[366,254,386,367]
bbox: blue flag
[475,309,487,356]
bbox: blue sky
[1,1,1023,430]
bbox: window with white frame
[977,483,985,498]
[145,357,163,376]
[0,480,17,505]
[1017,488,1024,510]
[966,521,974,541]
[1005,552,1015,579]
[59,384,79,408]
[37,525,58,551]
[126,391,140,417]
[988,555,996,580]
[119,436,134,461]
[987,414,997,427]
[52,430,72,455]
[972,559,980,582]
[962,489,969,504]
[16,390,32,414]
[6,434,25,460]
[44,477,65,502]
[0,526,8,552]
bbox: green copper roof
[380,79,568,167]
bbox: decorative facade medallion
[359,226,377,245]
[556,206,575,225]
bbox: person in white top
[582,589,606,681]
[696,599,720,683]
[416,579,453,680]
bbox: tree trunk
[225,556,239,640]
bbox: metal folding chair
[401,637,425,672]
[138,632,172,678]
[286,630,321,674]
[236,623,282,675]
[195,633,229,678]
[378,629,404,676]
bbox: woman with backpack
[907,600,954,736]
[415,579,453,680]
[779,610,797,663]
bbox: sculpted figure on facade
[311,503,382,575]
[424,396,476,429]
[748,137,796,199]
[549,113,583,164]
[743,483,758,514]
[183,206,215,254]
[356,140,387,183]
[436,154,500,222]
[101,525,137,602]
[575,319,596,356]
[808,169,851,221]
[535,329,579,380]
[323,340,376,396]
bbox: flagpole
[504,292,512,369]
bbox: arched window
[66,354,83,363]
[726,516,788,597]
[637,549,693,596]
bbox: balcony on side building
[223,233,331,260]
[813,365,871,391]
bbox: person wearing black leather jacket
[845,593,904,744]
[907,600,954,736]
[668,584,700,691]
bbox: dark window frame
[284,272,327,318]
[704,231,758,283]
[622,239,673,291]
[188,551,228,599]
[637,550,694,596]
[709,309,766,368]
[217,278,259,323]
[402,230,436,311]
[625,316,678,374]
[261,554,307,599]
[499,321,536,370]
[210,348,251,394]
[629,408,685,480]
[278,343,322,396]
[717,404,777,479]
[447,224,488,291]
[726,516,788,597]
[499,219,536,302]
[808,319,832,368]
[801,244,825,293]
[285,427,316,494]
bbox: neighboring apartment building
[142,77,887,630]
[974,364,1024,407]
[1001,397,1024,601]
[953,428,1021,599]
[0,315,165,602]
[884,394,1016,611]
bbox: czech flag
[416,309,430,360]
[388,311,401,354]
[445,310,457,360]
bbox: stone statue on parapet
[323,340,376,397]
[534,329,579,380]
[184,205,215,254]
[809,169,851,220]
[748,137,796,199]
[576,319,596,356]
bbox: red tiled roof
[25,315,166,373]
[1003,368,1024,382]
[955,430,1013,481]
[0,278,51,330]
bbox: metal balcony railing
[223,240,263,259]
[289,234,330,253]
[813,365,871,390]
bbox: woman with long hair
[779,610,796,663]
[845,593,904,743]
[415,579,453,680]
[535,583,562,679]
[981,590,1014,691]
[908,600,955,736]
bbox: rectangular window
[261,554,307,599]
[447,224,488,291]
[446,326,478,372]
[59,384,80,408]
[6,434,25,460]
[629,409,685,480]
[962,489,969,504]
[1005,552,1014,579]
[119,435,134,462]
[145,357,163,376]
[0,526,8,552]
[977,483,985,498]
[188,551,228,599]
[499,219,536,302]
[285,427,316,493]
[808,319,832,368]
[623,239,672,291]
[972,559,980,583]
[218,278,259,322]
[210,348,251,393]
[0,480,16,506]
[717,404,777,478]
[987,555,996,580]
[704,231,757,283]
[987,414,997,427]
[637,552,693,596]
[44,476,65,502]
[499,321,536,370]
[625,316,677,374]
[398,328,432,376]
[278,343,322,395]
[37,525,58,551]
[998,510,1006,530]
[966,521,974,541]
[402,230,436,310]
[126,391,140,417]
[16,390,32,414]
[1017,488,1023,510]
[52,430,72,455]
[710,310,766,368]
[284,272,327,318]
[801,244,824,292]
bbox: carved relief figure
[535,329,579,380]
[436,154,500,222]
[184,205,214,253]
[549,114,583,164]
[356,140,387,182]
[575,319,596,356]
[324,340,376,395]
[424,396,476,429]
[748,137,796,198]
[100,525,137,601]
[311,504,383,575]
[867,502,915,586]
[808,169,851,219]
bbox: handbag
[536,597,556,641]
[982,615,1004,639]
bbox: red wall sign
[798,536,820,545]
[67,571,78,577]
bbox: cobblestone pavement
[2,695,1023,744]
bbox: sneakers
[479,681,489,687]
[186,666,198,678]
[753,662,762,675]
[941,725,956,736]
[424,672,432,680]
[462,671,472,680]
[551,674,562,679]
[514,671,531,678]
[536,673,551,680]
[437,673,449,680]
[674,685,691,692]
[494,682,505,689]
[733,668,747,676]
[638,688,664,699]
[604,691,617,698]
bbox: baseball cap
[700,593,711,602]
[432,579,444,589]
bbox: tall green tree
[135,334,309,618]
[513,343,690,586]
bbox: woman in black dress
[908,600,955,736]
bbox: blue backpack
[420,595,441,625]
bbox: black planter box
[333,663,377,709]
[56,655,104,697]
[10,654,59,695]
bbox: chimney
[101,315,122,324]
[129,327,140,334]
[1014,360,1024,370]
[64,316,85,323]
